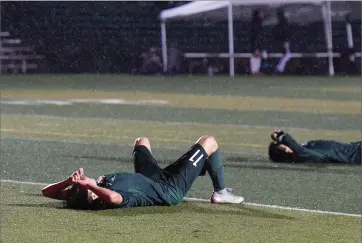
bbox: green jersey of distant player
[268,128,361,164]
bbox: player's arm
[272,128,323,162]
[41,178,72,200]
[87,184,123,205]
[75,177,123,205]
[41,168,84,200]
[272,128,305,154]
[278,134,305,154]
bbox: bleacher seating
[0,31,44,73]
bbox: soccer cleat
[211,188,245,204]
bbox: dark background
[1,1,361,74]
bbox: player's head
[65,182,105,210]
[254,49,261,56]
[268,142,295,163]
[66,184,93,210]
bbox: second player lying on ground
[268,128,361,164]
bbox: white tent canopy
[160,1,359,23]
[159,0,338,76]
[161,1,327,22]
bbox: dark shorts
[133,144,208,203]
[348,141,361,164]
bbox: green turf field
[1,75,361,243]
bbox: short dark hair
[65,184,92,210]
[65,184,107,210]
[268,142,295,163]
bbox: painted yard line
[0,136,262,157]
[2,113,360,134]
[0,128,265,148]
[0,99,169,106]
[0,135,123,146]
[1,179,48,186]
[5,93,356,115]
[1,179,360,218]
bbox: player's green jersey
[98,144,209,209]
[102,172,172,208]
[281,134,361,164]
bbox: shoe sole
[210,198,245,204]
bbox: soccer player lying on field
[268,128,361,164]
[41,136,244,210]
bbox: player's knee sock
[206,149,225,192]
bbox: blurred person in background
[249,9,264,75]
[249,49,264,75]
[133,47,163,74]
[341,13,358,75]
[274,8,292,74]
[188,57,208,74]
[167,41,183,74]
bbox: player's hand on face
[72,176,86,186]
[271,128,283,141]
[73,168,84,179]
[77,168,84,177]
[73,176,96,188]
[274,128,281,133]
[68,170,80,183]
[68,168,85,183]
[271,131,278,141]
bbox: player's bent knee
[134,137,152,152]
[196,135,218,156]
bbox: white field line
[1,113,355,134]
[185,197,362,217]
[0,99,169,106]
[1,179,361,218]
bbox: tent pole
[322,1,334,76]
[327,1,334,76]
[161,21,168,73]
[346,17,354,49]
[228,1,235,77]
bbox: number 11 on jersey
[189,149,204,167]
